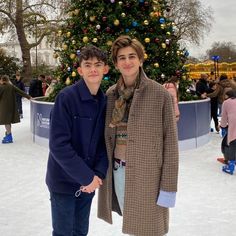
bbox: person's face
[115,46,142,85]
[77,57,109,87]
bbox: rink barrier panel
[30,98,211,151]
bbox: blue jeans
[113,163,126,213]
[50,191,95,236]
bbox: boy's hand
[81,176,102,193]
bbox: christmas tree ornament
[92,38,98,43]
[114,19,120,26]
[154,37,159,43]
[161,73,165,78]
[121,13,126,18]
[89,16,96,22]
[106,27,111,32]
[159,17,165,24]
[70,53,76,60]
[65,77,71,85]
[154,63,159,68]
[72,40,76,45]
[143,20,149,25]
[160,24,165,29]
[132,21,138,27]
[107,40,113,46]
[74,9,80,15]
[144,38,150,43]
[118,1,123,5]
[76,50,81,56]
[67,67,71,72]
[102,16,107,22]
[144,53,148,59]
[72,71,76,77]
[57,30,62,36]
[96,24,101,30]
[62,44,68,50]
[166,31,171,35]
[161,43,166,48]
[82,36,89,43]
[66,32,71,37]
[165,39,170,44]
[111,0,115,3]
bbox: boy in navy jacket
[46,45,109,236]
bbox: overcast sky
[188,0,236,58]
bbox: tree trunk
[15,0,32,85]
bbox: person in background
[206,74,236,115]
[195,73,209,98]
[163,75,180,121]
[44,79,58,97]
[13,71,25,118]
[0,75,31,143]
[29,74,44,97]
[207,81,219,132]
[46,45,109,236]
[98,35,179,236]
[220,89,236,175]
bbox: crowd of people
[1,36,236,236]
[0,72,57,144]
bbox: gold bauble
[161,43,166,48]
[72,71,76,77]
[74,9,80,15]
[177,50,180,55]
[92,38,98,43]
[144,38,150,43]
[121,13,126,18]
[144,20,149,25]
[166,31,171,35]
[58,30,62,36]
[65,77,71,85]
[160,24,165,29]
[83,36,89,43]
[154,63,159,68]
[62,44,68,50]
[89,16,96,22]
[150,12,155,17]
[70,53,76,60]
[107,40,113,46]
[114,19,120,26]
[144,53,148,59]
[66,32,71,37]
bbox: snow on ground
[0,99,236,236]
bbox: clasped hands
[81,175,102,194]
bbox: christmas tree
[49,0,192,101]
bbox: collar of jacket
[77,79,105,102]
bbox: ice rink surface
[1,99,235,236]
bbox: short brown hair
[111,35,145,64]
[1,75,10,84]
[78,45,108,66]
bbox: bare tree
[206,42,236,62]
[167,0,213,45]
[0,0,66,83]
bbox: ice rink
[1,99,236,236]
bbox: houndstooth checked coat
[98,69,179,236]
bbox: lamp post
[35,16,38,74]
[211,55,220,80]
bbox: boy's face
[77,57,109,87]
